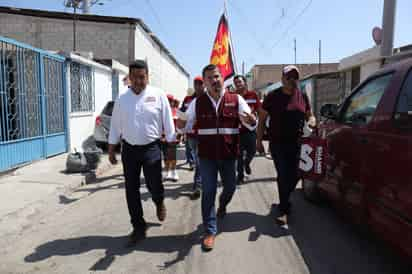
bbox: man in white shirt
[177,64,256,251]
[108,60,175,247]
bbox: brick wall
[0,13,131,65]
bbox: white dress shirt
[184,91,252,132]
[109,86,175,145]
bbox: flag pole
[224,0,238,75]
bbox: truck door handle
[357,137,368,144]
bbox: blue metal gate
[0,36,68,172]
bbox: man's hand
[176,118,187,130]
[307,115,317,128]
[108,144,118,165]
[240,112,256,125]
[256,139,265,154]
[176,133,182,143]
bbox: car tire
[302,179,323,204]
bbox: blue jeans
[187,137,201,190]
[199,158,237,235]
[185,138,194,165]
[237,131,257,180]
[270,142,300,214]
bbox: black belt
[122,139,160,148]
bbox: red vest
[239,90,261,133]
[196,92,240,160]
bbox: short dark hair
[234,74,247,83]
[129,59,149,74]
[202,64,220,78]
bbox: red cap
[167,94,174,100]
[194,76,203,83]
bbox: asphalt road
[0,153,410,274]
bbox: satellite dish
[372,27,382,45]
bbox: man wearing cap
[108,60,175,246]
[256,65,315,225]
[233,74,262,184]
[177,64,256,251]
[180,76,205,199]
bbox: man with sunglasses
[256,65,315,225]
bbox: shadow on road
[23,210,293,271]
[24,223,204,271]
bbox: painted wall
[117,71,129,97]
[134,25,189,101]
[67,55,112,152]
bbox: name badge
[145,96,156,103]
[225,103,235,107]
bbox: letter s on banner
[299,136,327,181]
[299,144,313,172]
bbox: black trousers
[270,142,301,214]
[237,130,257,179]
[121,140,164,231]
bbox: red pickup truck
[302,58,412,259]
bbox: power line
[144,0,169,37]
[228,0,270,56]
[268,0,313,52]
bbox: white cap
[282,65,300,79]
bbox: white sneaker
[164,170,172,181]
[171,169,179,182]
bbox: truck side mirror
[320,104,339,120]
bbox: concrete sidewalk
[0,152,114,239]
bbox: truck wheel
[302,179,323,204]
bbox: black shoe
[190,189,201,200]
[237,176,244,185]
[156,202,167,222]
[245,165,251,175]
[217,206,226,219]
[271,203,291,217]
[125,228,146,247]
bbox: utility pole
[242,61,245,75]
[318,40,322,73]
[82,0,90,14]
[294,38,297,65]
[64,0,81,52]
[381,0,397,57]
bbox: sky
[0,0,411,78]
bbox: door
[367,68,412,257]
[320,73,393,223]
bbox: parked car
[303,58,412,259]
[94,101,114,150]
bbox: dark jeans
[237,131,257,180]
[185,138,194,165]
[270,142,301,214]
[187,137,201,190]
[199,158,237,235]
[121,140,164,232]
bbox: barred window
[70,62,93,112]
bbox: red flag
[210,14,235,81]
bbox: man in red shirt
[256,65,314,225]
[180,76,205,198]
[233,75,262,184]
